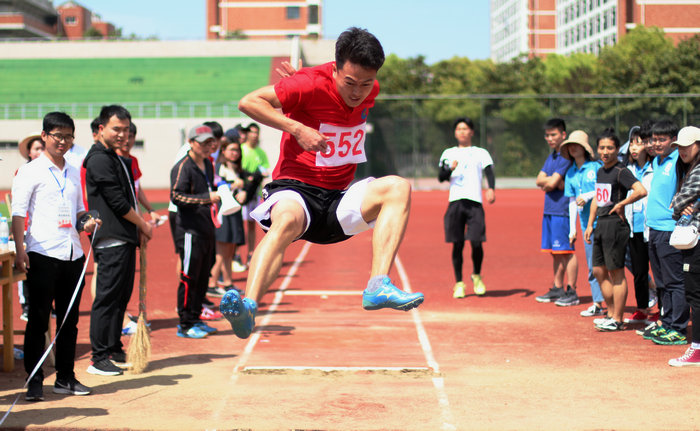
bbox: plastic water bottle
[678,198,700,226]
[0,216,9,252]
[677,214,693,226]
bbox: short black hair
[453,117,475,131]
[129,122,137,136]
[43,111,74,133]
[543,118,566,133]
[335,27,385,71]
[99,105,131,126]
[597,127,620,148]
[639,119,655,140]
[652,119,679,139]
[247,122,260,131]
[204,121,223,139]
[90,117,102,134]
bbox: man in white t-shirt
[438,117,495,298]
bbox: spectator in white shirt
[12,111,100,402]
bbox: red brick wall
[57,5,90,39]
[207,0,219,39]
[92,21,114,38]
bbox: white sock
[366,275,388,293]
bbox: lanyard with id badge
[50,167,72,228]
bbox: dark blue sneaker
[362,277,424,311]
[220,289,257,339]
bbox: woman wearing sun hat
[18,133,44,163]
[559,130,603,309]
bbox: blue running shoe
[220,290,258,339]
[362,277,424,311]
[194,321,217,335]
[176,325,209,339]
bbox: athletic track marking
[224,242,456,430]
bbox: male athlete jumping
[221,27,424,339]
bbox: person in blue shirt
[560,130,604,312]
[643,120,690,345]
[535,118,578,305]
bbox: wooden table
[1,250,25,372]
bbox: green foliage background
[360,27,700,179]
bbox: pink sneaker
[624,310,648,323]
[669,347,700,367]
[200,307,223,321]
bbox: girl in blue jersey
[560,131,604,312]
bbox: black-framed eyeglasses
[47,133,75,143]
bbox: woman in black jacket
[208,139,262,297]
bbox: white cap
[673,126,700,147]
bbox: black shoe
[535,286,564,303]
[207,286,227,297]
[554,286,580,307]
[110,351,132,368]
[202,297,215,307]
[54,377,91,396]
[26,379,43,401]
[87,358,124,376]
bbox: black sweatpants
[628,232,650,310]
[682,245,700,343]
[176,231,215,331]
[24,252,85,382]
[90,243,136,362]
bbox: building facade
[491,0,557,62]
[56,1,115,39]
[0,0,58,39]
[207,0,322,39]
[0,1,116,40]
[491,0,700,61]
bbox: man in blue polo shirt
[535,118,578,305]
[644,120,689,345]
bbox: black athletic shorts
[592,215,630,270]
[444,199,486,243]
[260,179,353,245]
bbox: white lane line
[283,290,361,296]
[230,242,313,377]
[395,255,456,431]
[242,366,432,375]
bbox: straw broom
[127,239,151,373]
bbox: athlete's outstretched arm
[239,86,328,153]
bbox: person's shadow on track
[462,288,535,298]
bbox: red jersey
[273,61,380,190]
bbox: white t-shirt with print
[439,146,494,204]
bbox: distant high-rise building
[0,0,58,39]
[491,0,557,62]
[206,0,322,40]
[491,0,700,62]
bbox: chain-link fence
[356,93,700,181]
[3,93,698,180]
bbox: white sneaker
[580,304,606,317]
[593,316,613,325]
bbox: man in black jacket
[83,105,153,376]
